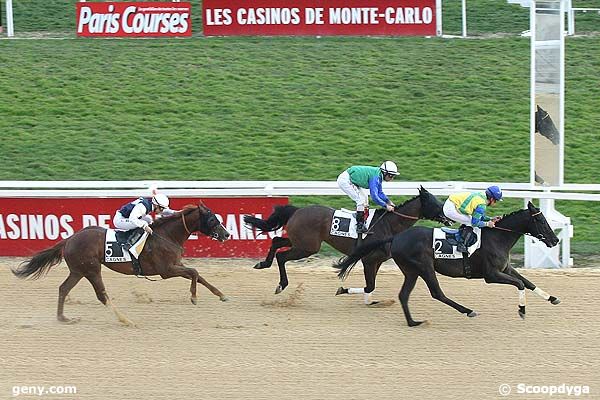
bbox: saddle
[330,209,377,239]
[106,228,146,276]
[440,227,478,248]
[433,227,482,279]
[115,228,144,247]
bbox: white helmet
[380,161,399,176]
[152,193,170,208]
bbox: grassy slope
[1,3,599,253]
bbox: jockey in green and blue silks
[337,161,399,233]
[442,185,503,252]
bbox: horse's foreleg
[163,265,199,305]
[505,266,561,305]
[57,272,83,324]
[254,237,291,269]
[196,274,228,302]
[484,269,527,319]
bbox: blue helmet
[485,185,503,201]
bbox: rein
[152,232,185,252]
[391,210,419,220]
[364,209,419,233]
[491,211,544,239]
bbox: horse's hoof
[254,262,270,269]
[58,316,81,324]
[366,301,380,306]
[549,296,561,305]
[519,306,526,319]
[274,284,286,294]
[220,296,230,302]
[335,287,347,296]
[191,297,197,305]
[467,311,479,318]
[408,320,427,327]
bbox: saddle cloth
[330,209,377,239]
[433,227,482,259]
[104,229,149,263]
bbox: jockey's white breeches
[337,171,368,211]
[113,212,152,231]
[443,199,473,226]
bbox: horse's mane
[497,208,528,224]
[151,204,197,229]
[372,194,420,217]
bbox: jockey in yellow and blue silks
[337,161,399,233]
[442,185,503,252]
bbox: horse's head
[417,186,452,226]
[196,203,230,242]
[535,105,560,145]
[525,201,559,247]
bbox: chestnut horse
[244,187,450,303]
[13,203,230,326]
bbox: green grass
[3,1,600,34]
[1,4,599,255]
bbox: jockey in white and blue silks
[113,193,172,236]
[337,161,399,233]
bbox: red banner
[76,2,192,37]
[0,197,288,258]
[203,0,438,36]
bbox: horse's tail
[244,205,299,232]
[12,240,67,280]
[333,237,394,281]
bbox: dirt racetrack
[1,256,599,399]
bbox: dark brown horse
[12,203,230,326]
[244,187,450,303]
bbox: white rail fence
[2,181,599,268]
[1,180,600,200]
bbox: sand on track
[1,256,599,399]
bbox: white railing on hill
[0,180,599,201]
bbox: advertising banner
[76,2,192,37]
[203,0,438,36]
[0,197,287,257]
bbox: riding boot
[130,253,142,276]
[457,226,474,253]
[356,211,366,234]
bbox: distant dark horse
[13,203,230,326]
[244,187,450,302]
[334,202,561,326]
[536,105,559,145]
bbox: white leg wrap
[519,289,527,307]
[533,287,550,300]
[364,292,372,305]
[348,287,365,295]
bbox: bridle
[182,212,192,235]
[491,211,548,241]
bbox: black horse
[244,186,450,302]
[536,105,559,145]
[334,201,561,326]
